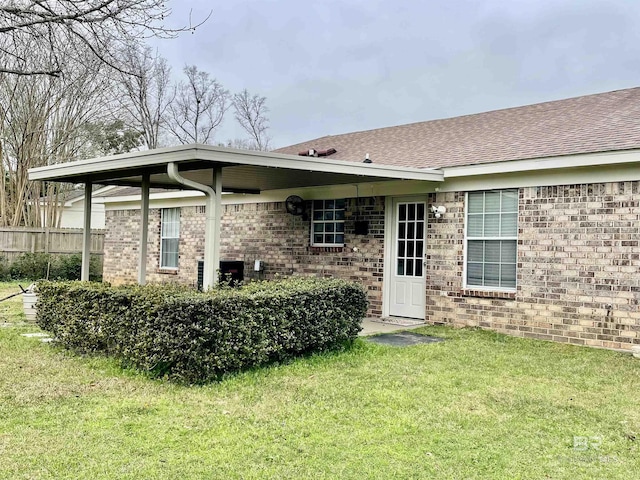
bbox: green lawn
[0,281,638,479]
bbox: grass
[0,281,638,479]
[0,281,30,325]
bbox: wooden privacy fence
[0,227,105,262]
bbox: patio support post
[167,162,220,289]
[138,173,150,285]
[81,181,92,281]
[209,167,223,289]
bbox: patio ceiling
[28,144,444,192]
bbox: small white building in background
[54,185,116,229]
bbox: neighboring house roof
[64,189,87,202]
[101,186,171,198]
[275,87,640,169]
[37,185,117,206]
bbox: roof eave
[28,144,444,184]
[443,148,640,178]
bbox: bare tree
[0,41,112,227]
[117,44,172,149]
[167,65,229,144]
[0,0,208,77]
[232,89,271,150]
[222,138,255,150]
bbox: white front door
[388,197,427,319]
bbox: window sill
[309,245,345,253]
[460,289,516,300]
[157,268,179,275]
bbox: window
[466,189,518,289]
[311,199,345,246]
[396,202,425,277]
[160,207,180,269]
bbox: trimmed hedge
[36,278,367,383]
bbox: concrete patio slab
[359,317,426,336]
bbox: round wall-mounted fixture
[431,205,446,218]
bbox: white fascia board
[28,143,444,183]
[437,162,640,193]
[443,149,640,178]
[28,146,198,181]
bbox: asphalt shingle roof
[275,87,640,169]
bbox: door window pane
[398,241,405,257]
[406,260,414,276]
[407,241,414,258]
[408,204,416,221]
[414,260,423,277]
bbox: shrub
[51,253,103,282]
[9,253,51,280]
[36,278,367,383]
[0,256,10,281]
[8,253,102,281]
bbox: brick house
[31,87,640,351]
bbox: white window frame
[160,207,180,269]
[463,189,518,291]
[310,199,346,247]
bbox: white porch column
[204,167,223,289]
[211,167,222,286]
[166,162,220,290]
[138,174,150,285]
[81,181,92,281]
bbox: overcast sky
[152,0,640,149]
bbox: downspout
[167,162,220,289]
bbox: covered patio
[28,144,443,289]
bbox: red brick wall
[425,182,640,350]
[104,197,386,316]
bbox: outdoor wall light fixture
[431,205,447,219]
